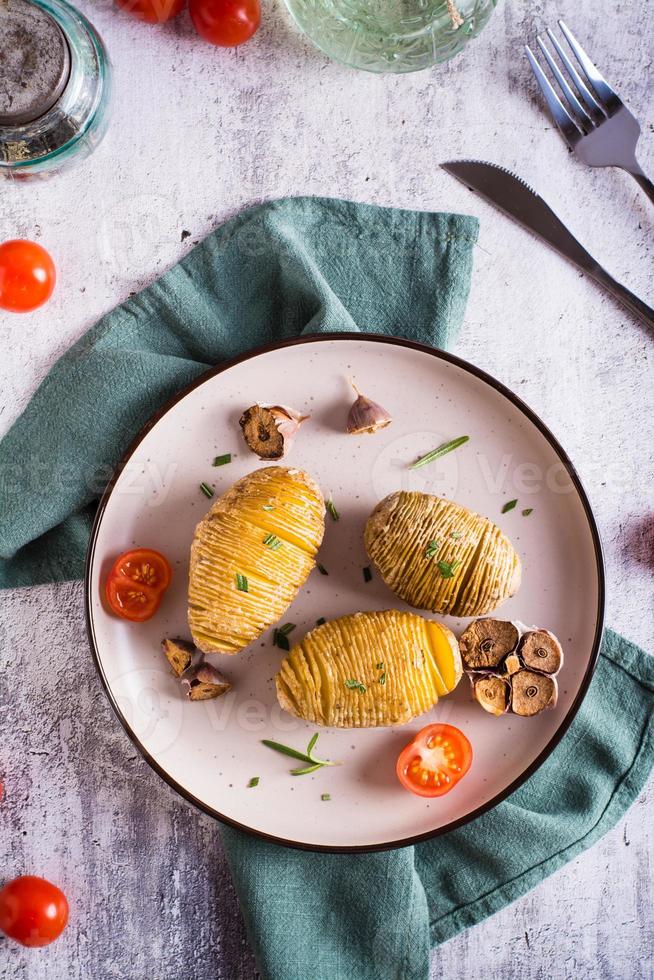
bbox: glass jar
[284,0,497,73]
[0,0,111,179]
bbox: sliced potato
[365,491,521,617]
[188,466,324,654]
[275,610,462,728]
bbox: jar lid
[0,0,71,126]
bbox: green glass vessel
[284,0,497,73]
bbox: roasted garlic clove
[471,672,511,716]
[510,669,557,716]
[239,404,309,460]
[161,637,198,678]
[459,618,520,670]
[347,383,392,435]
[181,663,232,701]
[519,629,563,675]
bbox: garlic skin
[239,404,310,460]
[346,384,392,435]
[267,405,310,455]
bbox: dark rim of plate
[84,333,605,854]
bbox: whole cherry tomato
[189,0,260,46]
[0,876,69,948]
[114,0,185,21]
[105,548,172,622]
[0,240,56,313]
[396,723,472,798]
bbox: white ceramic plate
[85,335,604,851]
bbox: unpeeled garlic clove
[346,383,392,435]
[239,404,309,460]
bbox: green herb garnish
[248,776,259,788]
[425,539,441,559]
[317,563,329,576]
[379,672,386,685]
[522,508,533,516]
[326,497,340,521]
[344,678,367,694]
[273,623,296,650]
[410,435,469,470]
[321,793,331,801]
[502,499,518,513]
[261,733,340,776]
[200,481,214,498]
[450,531,463,540]
[262,504,275,512]
[376,661,384,670]
[263,533,283,551]
[213,453,231,467]
[436,559,462,579]
[316,617,326,626]
[235,572,249,592]
[363,566,372,583]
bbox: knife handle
[587,264,654,331]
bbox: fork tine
[536,35,593,127]
[525,45,582,147]
[558,20,622,110]
[545,29,604,117]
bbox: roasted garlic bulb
[188,467,325,654]
[460,619,563,718]
[275,610,462,728]
[365,491,521,617]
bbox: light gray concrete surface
[0,0,652,977]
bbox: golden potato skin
[276,610,462,728]
[188,467,324,654]
[365,492,521,617]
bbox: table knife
[441,160,653,331]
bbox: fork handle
[631,172,654,206]
[587,264,654,331]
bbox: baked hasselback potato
[365,492,521,618]
[275,610,462,728]
[188,467,324,654]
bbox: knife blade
[441,159,653,331]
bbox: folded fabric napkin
[1,197,652,980]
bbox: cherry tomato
[0,240,56,313]
[396,723,472,798]
[0,876,69,947]
[189,0,260,46]
[114,0,184,21]
[105,548,172,622]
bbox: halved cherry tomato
[0,876,69,947]
[0,240,56,313]
[396,723,472,798]
[105,548,172,622]
[189,0,260,46]
[114,0,184,22]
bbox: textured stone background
[1,0,652,977]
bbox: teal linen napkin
[1,197,652,980]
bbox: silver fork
[525,20,654,205]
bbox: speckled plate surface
[85,334,604,852]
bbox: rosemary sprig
[410,435,469,470]
[261,733,339,776]
[263,533,283,551]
